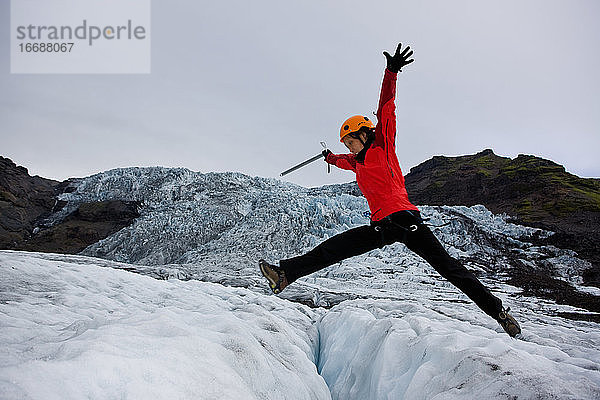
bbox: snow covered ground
[1,250,600,399]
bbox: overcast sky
[2,0,599,188]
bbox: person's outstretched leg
[280,224,384,284]
[403,224,504,319]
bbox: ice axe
[280,142,331,177]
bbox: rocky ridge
[0,156,139,253]
[404,149,600,288]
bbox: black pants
[280,210,503,319]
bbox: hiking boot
[259,259,288,294]
[497,307,521,338]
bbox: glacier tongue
[48,168,593,313]
[13,168,599,398]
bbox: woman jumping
[259,42,521,337]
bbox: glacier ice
[0,251,330,400]
[43,167,592,306]
[11,167,599,399]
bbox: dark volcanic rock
[405,149,600,288]
[405,149,600,224]
[0,156,61,248]
[20,200,140,254]
[0,156,139,254]
[506,259,600,322]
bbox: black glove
[322,149,332,159]
[383,43,414,73]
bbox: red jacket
[326,69,419,221]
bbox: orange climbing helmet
[339,115,375,142]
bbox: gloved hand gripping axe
[280,142,331,177]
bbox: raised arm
[374,43,414,150]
